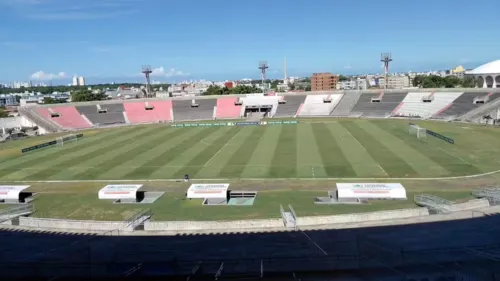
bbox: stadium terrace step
[392,92,463,119]
[76,104,126,126]
[36,106,91,129]
[331,91,363,116]
[274,95,306,117]
[173,99,216,121]
[433,92,500,119]
[215,97,242,119]
[298,94,342,116]
[123,101,172,124]
[351,92,407,117]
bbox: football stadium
[2,90,500,280]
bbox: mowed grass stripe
[166,127,242,178]
[20,127,153,180]
[0,127,131,174]
[100,128,198,179]
[310,123,356,177]
[328,122,387,177]
[70,127,181,180]
[359,121,448,177]
[123,127,221,179]
[340,121,418,177]
[296,123,327,178]
[374,121,482,176]
[268,125,298,178]
[240,125,281,178]
[217,126,266,178]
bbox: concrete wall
[19,217,133,232]
[145,218,283,232]
[296,208,429,226]
[446,198,490,212]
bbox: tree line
[412,75,476,88]
[203,85,263,95]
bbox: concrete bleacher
[123,101,172,124]
[330,91,363,116]
[36,106,91,130]
[76,104,126,126]
[298,94,342,116]
[215,97,241,119]
[351,92,407,117]
[433,92,500,119]
[173,99,216,121]
[392,92,463,119]
[273,95,306,117]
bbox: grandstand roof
[467,60,500,75]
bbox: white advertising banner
[336,183,407,200]
[187,183,229,199]
[0,185,30,200]
[98,184,142,200]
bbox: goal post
[57,134,79,146]
[409,124,427,139]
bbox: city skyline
[0,0,499,83]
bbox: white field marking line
[311,166,315,179]
[339,125,389,177]
[9,166,500,183]
[300,230,328,256]
[425,141,473,165]
[204,128,245,167]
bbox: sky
[0,0,499,84]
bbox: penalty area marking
[204,128,244,167]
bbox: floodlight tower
[258,61,269,93]
[380,53,392,89]
[142,65,153,98]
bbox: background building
[311,73,339,91]
[466,60,500,88]
[72,76,78,86]
[78,76,85,86]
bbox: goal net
[57,134,79,146]
[409,124,426,139]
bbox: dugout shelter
[187,183,257,206]
[0,185,35,204]
[98,184,164,204]
[336,183,407,200]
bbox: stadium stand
[392,92,463,119]
[20,107,61,133]
[273,95,306,117]
[215,97,241,119]
[351,92,407,117]
[330,91,363,116]
[433,92,500,119]
[123,101,172,124]
[173,99,216,121]
[298,94,343,116]
[77,104,126,126]
[36,106,91,130]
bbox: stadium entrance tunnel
[202,191,258,206]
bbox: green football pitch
[0,118,499,181]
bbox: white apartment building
[377,76,411,89]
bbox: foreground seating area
[215,97,241,119]
[77,104,126,126]
[351,92,407,117]
[173,99,216,121]
[392,92,463,118]
[35,106,91,129]
[298,94,342,116]
[123,101,172,124]
[330,91,363,116]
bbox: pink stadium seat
[123,101,172,124]
[215,97,241,119]
[36,106,91,129]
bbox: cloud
[2,0,140,20]
[344,65,353,69]
[1,41,34,49]
[30,71,67,80]
[149,66,190,77]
